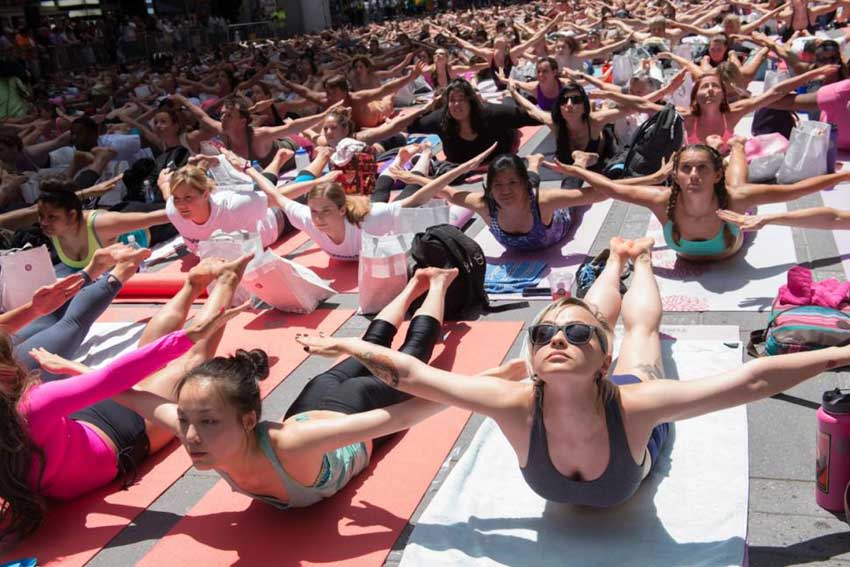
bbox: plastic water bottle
[125,235,148,273]
[143,179,155,203]
[816,389,850,511]
[294,148,310,171]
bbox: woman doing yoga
[545,144,850,262]
[299,236,850,507]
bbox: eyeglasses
[528,323,608,354]
[560,94,584,105]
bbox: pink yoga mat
[137,320,524,567]
[0,307,354,567]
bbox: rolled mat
[0,306,354,567]
[116,231,311,300]
[399,325,748,567]
[136,320,523,567]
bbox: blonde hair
[169,165,214,195]
[307,182,372,227]
[522,296,619,408]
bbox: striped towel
[484,261,548,294]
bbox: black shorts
[71,400,150,488]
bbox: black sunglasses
[528,323,608,354]
[560,94,584,105]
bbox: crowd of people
[2,0,850,554]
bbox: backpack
[748,299,850,358]
[751,107,798,140]
[408,224,489,320]
[604,104,684,180]
[334,149,378,196]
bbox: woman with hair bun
[111,265,515,509]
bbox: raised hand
[31,275,86,316]
[716,209,766,232]
[28,347,87,376]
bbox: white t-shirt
[282,200,401,261]
[166,189,280,252]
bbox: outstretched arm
[172,94,223,135]
[395,143,497,208]
[718,206,850,231]
[94,209,171,242]
[631,344,850,425]
[734,170,850,209]
[254,101,343,143]
[296,335,526,419]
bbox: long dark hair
[551,82,591,164]
[483,153,533,212]
[666,144,733,247]
[0,330,47,540]
[440,78,485,138]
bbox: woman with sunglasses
[298,235,850,508]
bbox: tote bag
[0,245,56,311]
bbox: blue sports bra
[663,221,741,257]
[487,175,572,252]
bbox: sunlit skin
[488,169,529,210]
[695,75,724,108]
[708,39,728,64]
[176,379,256,471]
[674,149,723,196]
[308,195,346,242]
[171,182,212,224]
[321,115,349,147]
[531,306,610,384]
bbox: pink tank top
[687,114,734,146]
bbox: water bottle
[143,179,155,203]
[125,234,148,273]
[294,148,310,171]
[816,389,850,512]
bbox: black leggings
[370,176,422,203]
[285,315,441,419]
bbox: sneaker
[574,249,630,298]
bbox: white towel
[400,325,748,567]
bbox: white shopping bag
[763,69,789,92]
[392,199,450,235]
[776,121,831,184]
[394,81,417,107]
[97,134,142,162]
[242,251,335,313]
[0,245,56,312]
[197,229,264,306]
[358,232,414,314]
[207,156,255,192]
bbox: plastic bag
[392,199,450,235]
[97,134,142,162]
[747,153,786,183]
[611,53,634,86]
[242,251,334,313]
[776,121,831,184]
[358,232,414,314]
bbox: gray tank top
[519,382,645,507]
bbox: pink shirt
[818,79,850,151]
[21,331,193,500]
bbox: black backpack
[751,107,797,140]
[409,224,489,320]
[604,104,684,179]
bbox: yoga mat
[648,203,798,311]
[117,231,311,300]
[0,307,354,567]
[475,200,613,299]
[137,320,524,567]
[400,325,748,567]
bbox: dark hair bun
[234,349,270,382]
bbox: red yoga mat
[116,231,312,300]
[0,306,354,567]
[137,320,523,567]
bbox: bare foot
[727,136,746,148]
[572,151,599,169]
[219,253,254,280]
[527,153,544,170]
[610,236,632,262]
[420,266,459,287]
[628,237,655,260]
[271,147,295,168]
[397,143,424,166]
[187,257,225,289]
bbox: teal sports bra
[663,221,741,257]
[217,420,370,509]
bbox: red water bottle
[816,389,850,512]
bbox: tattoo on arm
[635,362,665,381]
[360,351,403,386]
